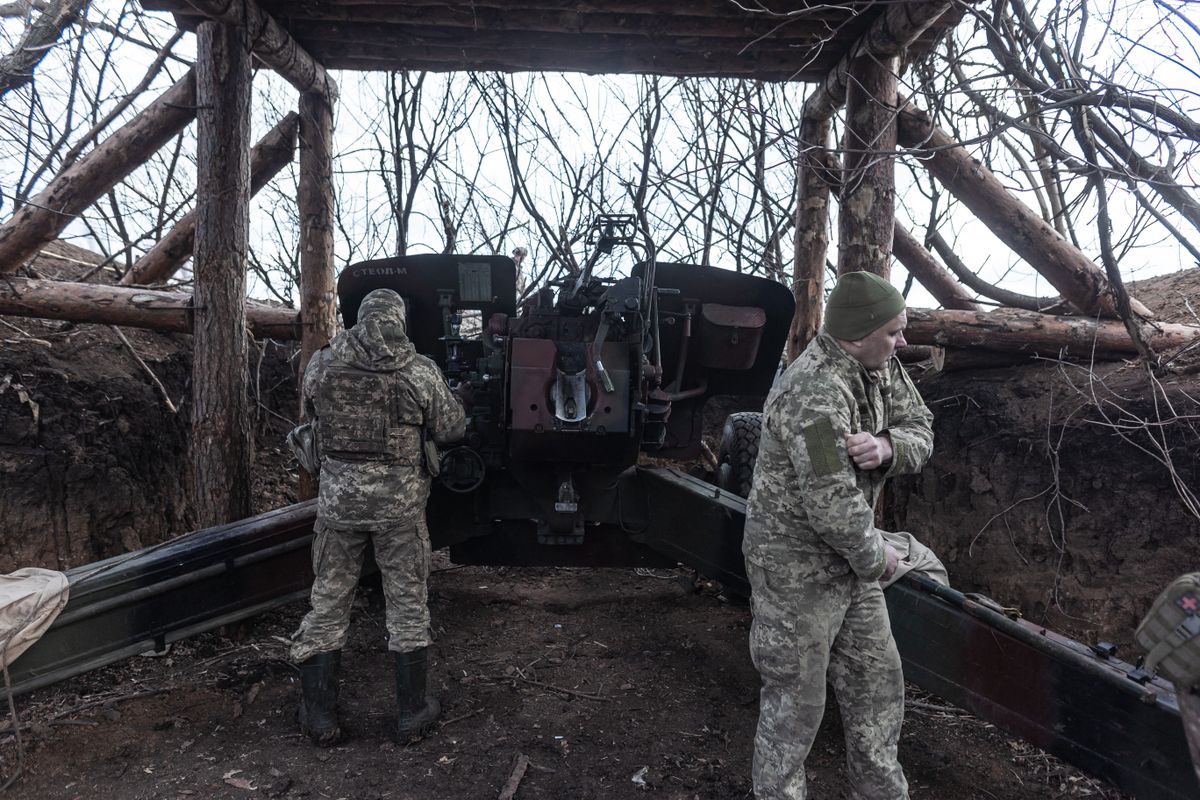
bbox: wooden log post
[837,55,897,279]
[896,99,1151,320]
[297,90,337,501]
[0,276,301,339]
[122,112,300,287]
[180,0,337,102]
[787,115,832,362]
[191,20,252,528]
[904,308,1200,358]
[0,71,197,274]
[892,223,981,311]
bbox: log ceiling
[140,1,960,81]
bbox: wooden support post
[191,20,252,528]
[0,71,197,274]
[803,0,952,122]
[179,0,337,102]
[0,276,300,338]
[837,55,897,278]
[892,224,981,311]
[897,99,1151,319]
[297,90,337,501]
[904,308,1200,358]
[122,112,299,287]
[787,115,832,362]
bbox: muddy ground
[4,244,1198,798]
[0,563,1123,800]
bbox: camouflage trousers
[747,561,908,800]
[289,518,433,663]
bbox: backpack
[1136,573,1200,688]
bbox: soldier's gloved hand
[880,543,901,584]
[844,431,893,471]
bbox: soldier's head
[824,271,908,370]
[356,288,407,342]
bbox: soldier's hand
[453,381,474,408]
[880,543,901,584]
[844,431,893,471]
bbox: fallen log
[905,307,1200,358]
[0,71,197,274]
[0,276,300,340]
[121,111,300,286]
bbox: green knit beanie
[824,272,906,341]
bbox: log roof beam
[177,0,338,101]
[803,0,954,121]
[905,307,1200,359]
[141,1,964,83]
[0,276,301,339]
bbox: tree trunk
[788,115,831,362]
[0,71,197,274]
[904,308,1199,358]
[0,276,300,338]
[191,20,252,528]
[896,99,1152,319]
[892,223,980,311]
[297,90,337,501]
[837,56,896,278]
[122,112,299,287]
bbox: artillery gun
[335,214,791,570]
[7,218,1198,799]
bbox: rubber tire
[716,411,762,499]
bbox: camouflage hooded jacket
[742,333,933,582]
[303,311,465,528]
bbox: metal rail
[7,501,317,695]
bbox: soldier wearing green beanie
[824,270,907,341]
[742,270,933,799]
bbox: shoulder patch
[801,415,841,477]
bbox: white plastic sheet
[0,568,69,670]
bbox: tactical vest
[1137,572,1200,689]
[314,363,424,464]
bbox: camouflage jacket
[303,321,465,528]
[742,333,933,582]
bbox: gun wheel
[716,411,762,499]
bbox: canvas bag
[1136,572,1200,688]
[286,421,320,475]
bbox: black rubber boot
[297,651,341,746]
[394,646,441,743]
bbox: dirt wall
[0,318,299,572]
[890,356,1200,651]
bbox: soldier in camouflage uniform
[290,288,465,746]
[742,271,934,799]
